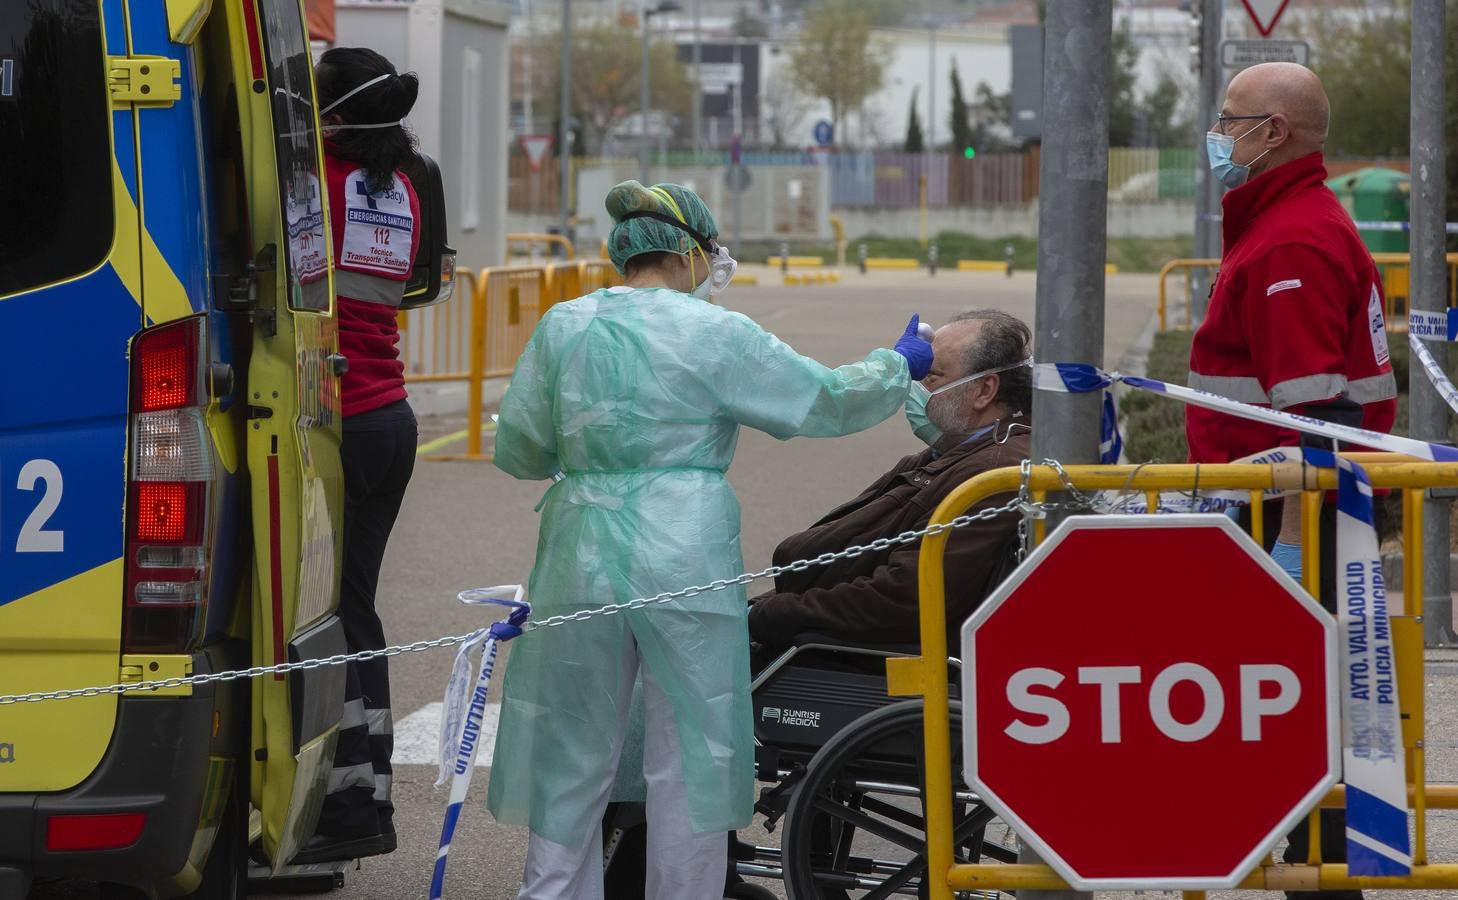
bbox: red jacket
[1186,152,1396,462]
[324,150,421,417]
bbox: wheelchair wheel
[781,699,1012,899]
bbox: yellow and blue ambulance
[0,1,452,896]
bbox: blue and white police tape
[1032,363,1123,464]
[1036,362,1416,875]
[1034,362,1458,463]
[1407,311,1458,418]
[1304,447,1413,874]
[1408,332,1458,417]
[430,585,530,899]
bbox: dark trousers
[316,399,417,838]
[1242,499,1362,900]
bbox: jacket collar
[1220,151,1328,249]
[924,415,1031,472]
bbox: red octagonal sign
[961,515,1338,890]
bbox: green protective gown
[485,286,910,846]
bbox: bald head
[1220,64,1329,177]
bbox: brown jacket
[748,422,1030,648]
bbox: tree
[788,0,891,147]
[949,61,972,155]
[537,21,694,155]
[968,81,1017,153]
[905,87,925,153]
[1142,70,1191,148]
[1107,25,1140,146]
[733,5,768,39]
[762,74,813,149]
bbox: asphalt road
[32,268,1458,898]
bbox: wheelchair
[603,634,1016,899]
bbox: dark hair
[623,251,676,279]
[947,309,1033,413]
[316,47,419,193]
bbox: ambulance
[0,1,452,895]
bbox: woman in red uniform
[293,47,420,864]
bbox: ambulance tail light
[124,316,217,653]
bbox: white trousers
[515,632,728,900]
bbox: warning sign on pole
[1240,0,1291,38]
[518,135,554,172]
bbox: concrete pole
[640,4,651,184]
[1023,11,1108,897]
[1190,0,1223,321]
[1409,0,1456,646]
[928,27,936,153]
[1030,0,1111,472]
[558,0,572,233]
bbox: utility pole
[640,4,651,183]
[691,0,701,157]
[558,0,572,234]
[1191,0,1223,321]
[1410,0,1455,646]
[522,0,534,133]
[1028,0,1111,529]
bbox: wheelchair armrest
[789,631,921,657]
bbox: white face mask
[318,72,403,133]
[923,356,1034,400]
[689,245,737,300]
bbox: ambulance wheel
[181,761,249,899]
[724,883,778,900]
[781,700,1006,899]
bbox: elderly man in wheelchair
[605,310,1036,899]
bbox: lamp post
[640,0,682,183]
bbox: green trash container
[1325,166,1411,253]
[1327,167,1412,315]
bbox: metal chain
[0,483,1078,707]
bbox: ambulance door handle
[328,354,348,377]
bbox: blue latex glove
[1271,540,1303,583]
[894,315,934,381]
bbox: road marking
[392,701,500,767]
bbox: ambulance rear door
[229,0,347,866]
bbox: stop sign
[961,514,1338,890]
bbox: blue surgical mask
[1206,116,1273,189]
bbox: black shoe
[289,831,397,865]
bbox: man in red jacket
[1189,62,1394,900]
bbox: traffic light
[964,146,976,159]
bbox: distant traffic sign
[517,134,554,172]
[1240,0,1291,37]
[725,163,751,193]
[812,120,834,147]
[1222,39,1309,69]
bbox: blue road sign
[813,120,833,147]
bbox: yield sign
[517,134,554,172]
[1241,0,1291,38]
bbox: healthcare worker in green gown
[487,180,933,900]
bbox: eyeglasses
[1212,113,1273,136]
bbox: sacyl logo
[0,742,14,764]
[762,707,821,728]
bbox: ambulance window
[0,1,112,297]
[258,0,330,312]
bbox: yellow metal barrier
[902,459,1458,899]
[399,267,478,385]
[1160,253,1458,332]
[507,231,575,260]
[1157,257,1220,331]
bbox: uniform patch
[1266,278,1302,296]
[1369,282,1390,367]
[341,169,413,277]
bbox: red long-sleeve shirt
[1186,152,1396,462]
[325,150,421,417]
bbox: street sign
[961,515,1338,890]
[1240,0,1291,38]
[812,120,834,147]
[725,163,751,193]
[698,61,743,96]
[517,134,554,172]
[1222,39,1309,69]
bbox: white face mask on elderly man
[905,357,1033,446]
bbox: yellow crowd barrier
[506,231,575,260]
[898,457,1458,899]
[1160,254,1458,332]
[401,260,623,461]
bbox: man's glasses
[1212,113,1272,136]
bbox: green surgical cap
[605,181,720,275]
